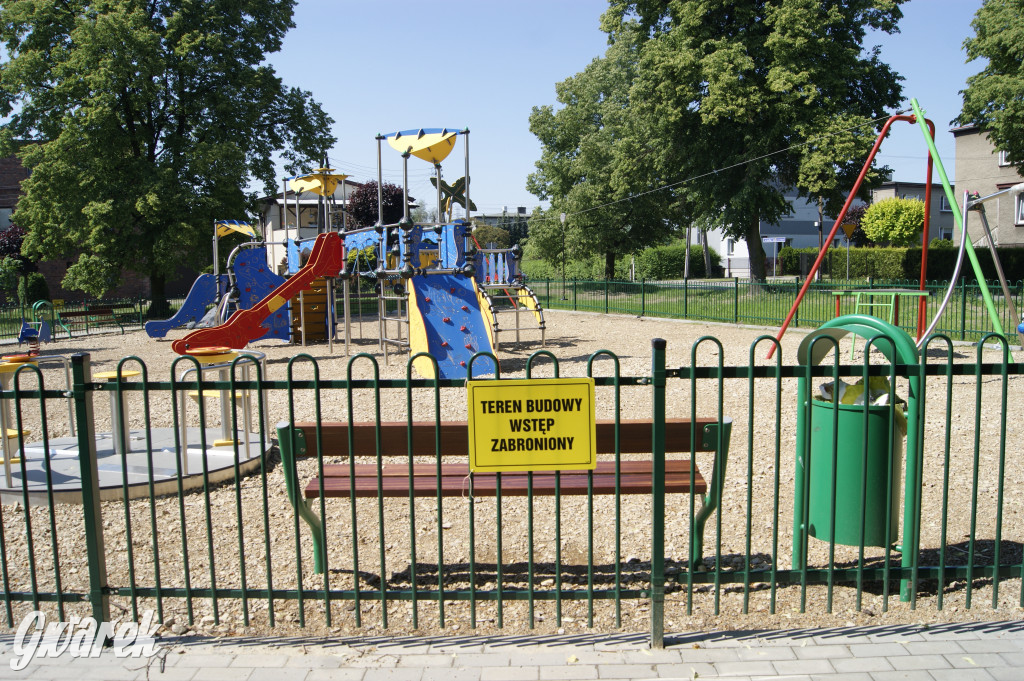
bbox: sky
[269,0,986,217]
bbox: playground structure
[0,350,271,505]
[173,128,545,379]
[773,98,1024,355]
[17,300,54,354]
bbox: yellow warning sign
[467,378,596,472]
[841,223,857,239]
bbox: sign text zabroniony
[466,378,596,472]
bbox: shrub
[861,198,925,246]
[18,271,49,307]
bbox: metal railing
[534,278,1024,343]
[0,337,1019,647]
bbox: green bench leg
[277,423,326,574]
[690,420,733,568]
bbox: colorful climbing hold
[465,343,473,350]
[461,305,469,311]
[460,326,468,332]
[443,317,451,323]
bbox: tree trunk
[701,229,712,277]
[148,273,170,318]
[605,251,616,280]
[745,219,767,282]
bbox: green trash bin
[806,399,903,548]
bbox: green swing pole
[910,98,1006,339]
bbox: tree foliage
[860,197,925,246]
[586,0,905,281]
[959,0,1024,175]
[345,181,406,228]
[0,0,335,306]
[527,25,680,279]
[472,223,510,249]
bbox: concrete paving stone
[282,654,346,669]
[396,653,455,667]
[822,674,874,681]
[305,669,365,681]
[451,652,513,667]
[422,668,482,681]
[959,639,1024,654]
[564,650,626,665]
[770,657,837,675]
[513,652,587,667]
[595,664,658,679]
[480,667,540,681]
[619,650,683,664]
[128,665,198,681]
[76,666,143,680]
[793,643,854,659]
[192,667,255,681]
[676,648,742,663]
[927,669,997,681]
[246,668,311,681]
[706,660,778,677]
[942,653,1008,668]
[341,655,400,668]
[866,671,936,681]
[901,640,965,655]
[998,651,1024,666]
[362,669,424,681]
[436,644,486,655]
[988,668,1024,681]
[168,652,238,668]
[652,662,717,678]
[831,656,894,673]
[538,663,599,679]
[848,643,911,657]
[888,653,952,670]
[734,646,798,661]
[228,653,289,667]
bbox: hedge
[778,244,1024,282]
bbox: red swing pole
[768,113,933,359]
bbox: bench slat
[305,460,707,499]
[289,418,720,456]
[308,469,705,498]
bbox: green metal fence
[0,337,1020,648]
[534,278,1024,343]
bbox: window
[725,238,734,256]
[1016,194,1024,226]
[999,150,1014,167]
[940,227,954,241]
[939,195,953,213]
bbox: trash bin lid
[798,314,919,366]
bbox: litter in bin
[815,376,907,437]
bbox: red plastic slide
[171,232,344,353]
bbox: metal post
[649,338,667,649]
[463,128,471,221]
[71,353,110,627]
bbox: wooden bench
[56,307,126,337]
[277,417,732,573]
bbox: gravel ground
[0,310,1022,638]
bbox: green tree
[0,0,334,312]
[527,23,680,279]
[601,0,905,281]
[959,0,1024,176]
[472,223,511,249]
[860,197,925,246]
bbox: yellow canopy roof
[289,168,350,197]
[386,129,458,164]
[215,221,257,239]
